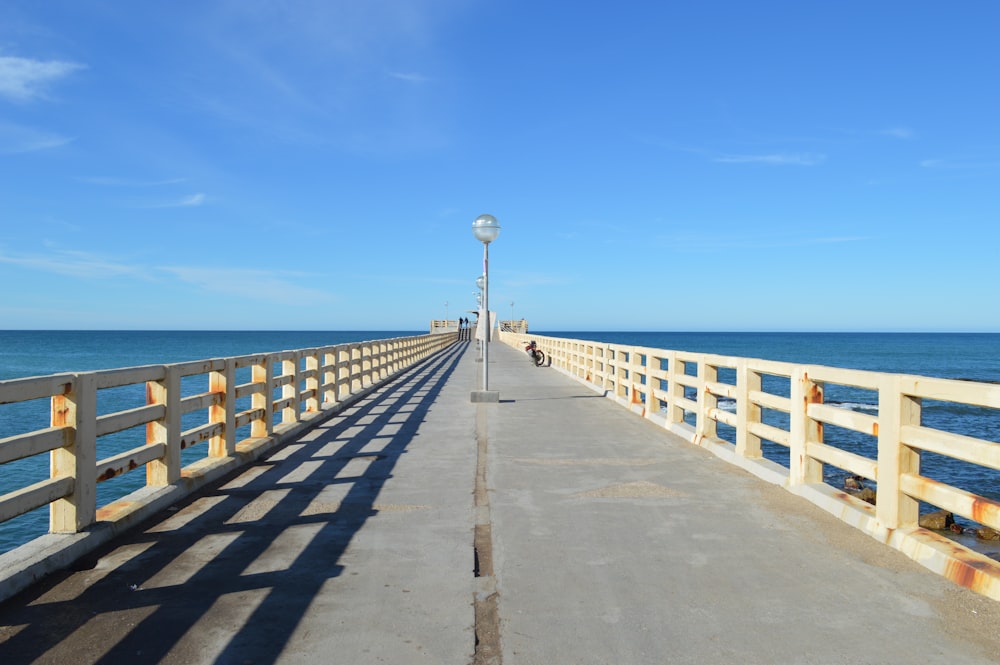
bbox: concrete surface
[1,339,999,665]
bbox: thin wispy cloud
[714,153,827,166]
[658,232,867,252]
[0,56,85,102]
[0,120,73,154]
[881,127,914,140]
[78,176,188,187]
[919,158,999,170]
[388,71,429,83]
[160,266,336,305]
[139,193,208,208]
[499,271,571,288]
[0,248,145,279]
[178,193,207,207]
[1,245,335,305]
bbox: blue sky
[1,1,997,332]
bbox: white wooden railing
[501,331,1000,601]
[0,332,456,600]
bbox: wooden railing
[430,319,460,334]
[0,332,456,600]
[501,331,1000,601]
[499,319,528,334]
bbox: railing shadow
[0,342,468,664]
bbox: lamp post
[471,214,500,402]
[475,277,484,353]
[476,275,485,343]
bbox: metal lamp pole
[471,214,500,401]
[476,275,485,358]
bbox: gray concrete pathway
[483,343,1000,664]
[1,339,999,665]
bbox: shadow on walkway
[0,342,467,664]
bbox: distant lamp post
[471,214,500,402]
[476,276,485,337]
[510,301,515,323]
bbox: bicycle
[524,340,545,367]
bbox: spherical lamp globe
[472,214,500,244]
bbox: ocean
[0,330,424,381]
[1,330,998,554]
[535,331,1000,550]
[0,330,421,554]
[536,331,1000,383]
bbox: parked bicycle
[524,340,545,367]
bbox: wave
[714,398,876,414]
[670,398,994,422]
[828,401,878,413]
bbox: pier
[2,335,1000,663]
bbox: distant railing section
[0,333,456,563]
[500,330,1000,601]
[430,319,460,334]
[499,319,528,334]
[432,318,528,335]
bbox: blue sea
[1,330,998,555]
[536,331,1000,384]
[537,331,1000,547]
[0,330,420,554]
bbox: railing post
[282,354,299,424]
[378,341,388,380]
[666,352,684,425]
[50,373,96,532]
[322,349,337,407]
[609,347,621,397]
[252,356,273,439]
[351,345,363,393]
[695,361,717,444]
[877,375,921,528]
[145,365,181,486]
[645,353,665,421]
[641,353,656,420]
[790,367,824,485]
[584,342,595,384]
[361,343,372,388]
[735,360,762,458]
[593,345,604,388]
[305,350,320,413]
[400,339,410,369]
[209,358,236,457]
[336,345,350,400]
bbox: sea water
[536,332,1000,539]
[1,330,998,554]
[0,330,420,553]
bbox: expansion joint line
[472,405,501,665]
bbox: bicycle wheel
[534,350,545,366]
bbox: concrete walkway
[1,340,999,664]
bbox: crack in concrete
[472,405,501,665]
